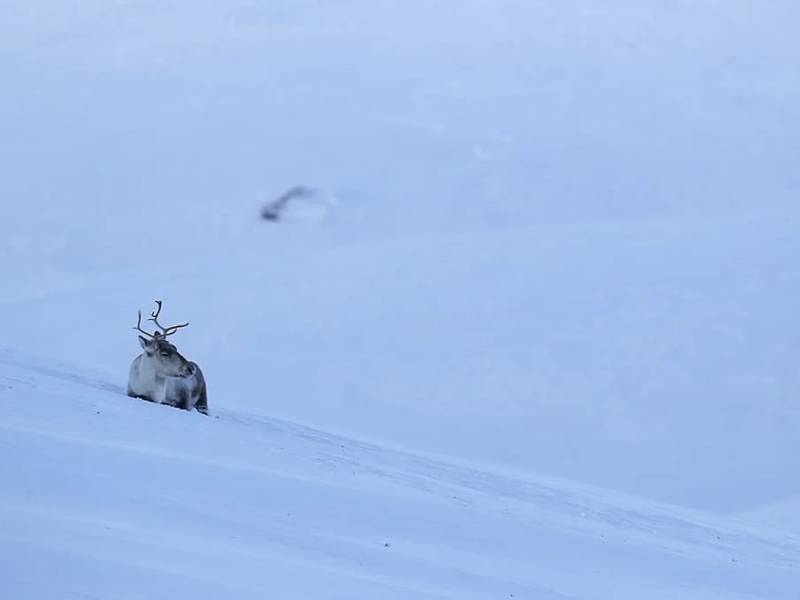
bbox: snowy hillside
[2,355,799,599]
[2,0,800,597]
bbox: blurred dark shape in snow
[261,186,315,222]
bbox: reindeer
[127,300,208,415]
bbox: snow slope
[2,354,799,599]
[3,212,799,515]
[2,0,800,596]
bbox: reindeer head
[133,300,194,378]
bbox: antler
[133,310,156,338]
[147,300,190,337]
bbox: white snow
[2,355,799,599]
[2,0,800,598]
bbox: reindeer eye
[160,351,171,357]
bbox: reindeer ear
[138,336,150,349]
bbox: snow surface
[2,0,800,597]
[2,355,799,599]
